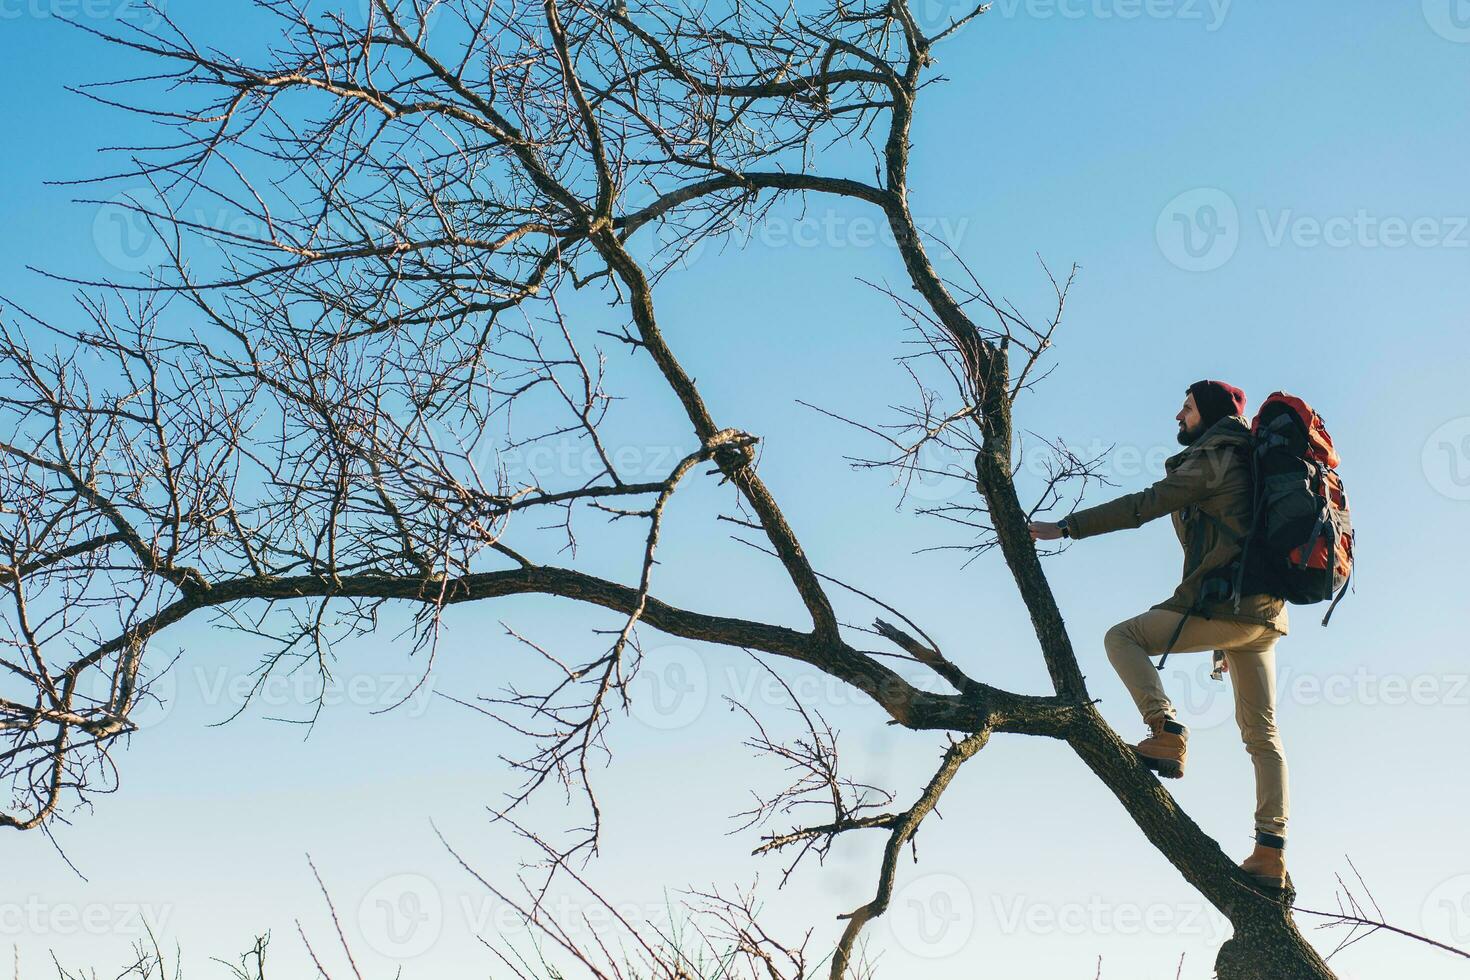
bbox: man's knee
[1238,716,1284,755]
[1104,619,1143,665]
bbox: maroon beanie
[1187,380,1247,428]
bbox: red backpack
[1237,393,1354,624]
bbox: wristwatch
[1058,518,1071,539]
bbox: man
[1028,380,1289,888]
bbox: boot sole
[1137,753,1185,779]
[1246,872,1287,890]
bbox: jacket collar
[1168,415,1249,466]
[1195,414,1249,446]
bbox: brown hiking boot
[1240,832,1287,889]
[1135,717,1188,779]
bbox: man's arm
[1030,448,1217,542]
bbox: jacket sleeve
[1065,447,1220,539]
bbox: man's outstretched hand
[1029,521,1066,542]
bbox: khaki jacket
[1065,416,1288,634]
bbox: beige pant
[1104,609,1288,838]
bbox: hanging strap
[1322,569,1352,626]
[1156,588,1215,671]
[1321,519,1355,626]
[1156,573,1234,672]
[1158,608,1193,669]
[1155,610,1193,672]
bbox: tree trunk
[1063,707,1335,979]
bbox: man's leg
[1224,633,1288,840]
[1103,610,1269,780]
[1104,609,1264,723]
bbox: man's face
[1176,393,1203,446]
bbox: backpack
[1236,392,1354,625]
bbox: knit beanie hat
[1187,380,1247,429]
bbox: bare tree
[0,2,1403,977]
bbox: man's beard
[1176,422,1204,446]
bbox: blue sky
[2,2,1469,979]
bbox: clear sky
[2,2,1468,979]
